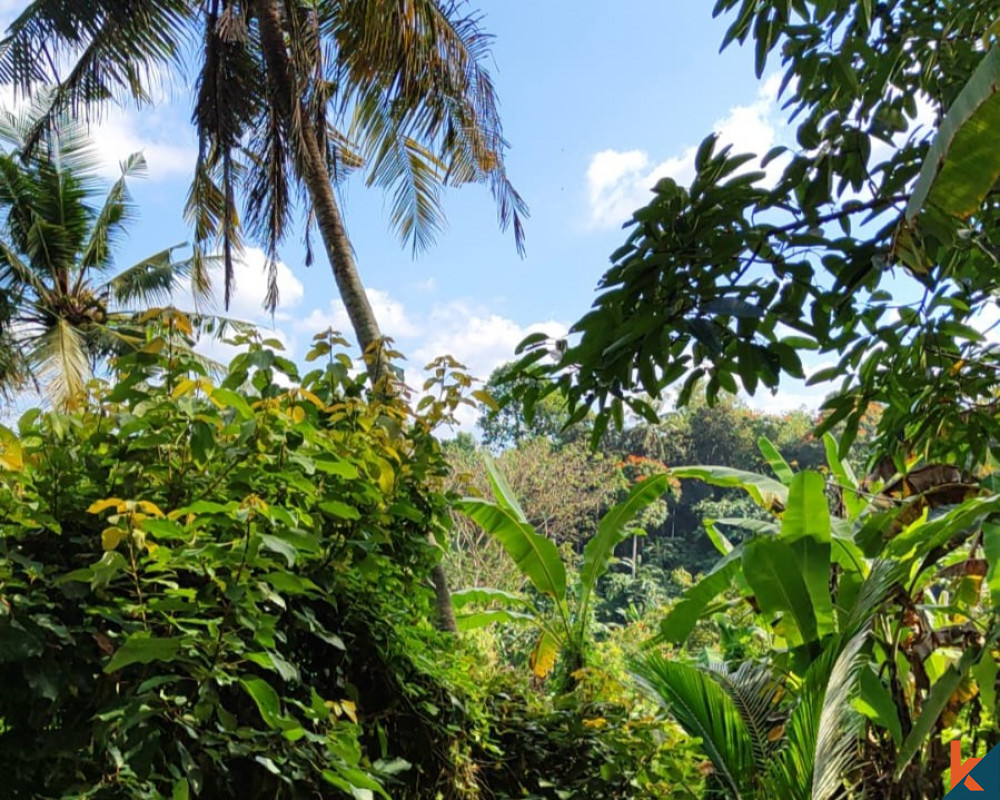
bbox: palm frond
[79,152,146,273]
[0,287,27,394]
[842,559,905,640]
[0,238,53,302]
[706,659,784,769]
[352,95,447,253]
[105,245,191,308]
[323,0,528,254]
[0,1,191,153]
[191,1,262,308]
[766,631,869,800]
[245,48,292,311]
[633,653,755,799]
[187,245,216,312]
[28,315,90,409]
[0,104,104,289]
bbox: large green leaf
[455,609,535,631]
[983,522,1000,606]
[780,471,834,639]
[742,537,818,647]
[781,471,831,545]
[889,494,1000,559]
[823,433,865,519]
[455,498,567,602]
[757,436,794,485]
[450,587,530,610]
[633,654,754,799]
[0,423,22,471]
[578,473,673,625]
[894,664,965,779]
[104,634,184,673]
[973,654,999,718]
[906,45,1000,221]
[895,624,1000,777]
[483,452,528,523]
[669,465,787,510]
[853,667,902,746]
[657,551,742,645]
[240,677,294,733]
[451,587,537,631]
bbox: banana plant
[652,434,1000,796]
[453,455,673,681]
[906,45,1000,225]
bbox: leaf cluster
[0,330,460,798]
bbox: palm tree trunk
[255,0,458,633]
[255,0,380,356]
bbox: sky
[0,1,832,429]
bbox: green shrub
[475,664,705,799]
[0,328,465,798]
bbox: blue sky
[0,1,835,426]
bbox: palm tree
[635,639,865,800]
[633,562,901,800]
[0,1,527,629]
[0,105,212,408]
[0,0,525,349]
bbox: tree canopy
[514,0,1000,469]
[0,103,214,407]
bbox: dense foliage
[0,328,461,797]
[5,1,1000,799]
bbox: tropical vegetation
[1,1,1000,799]
[0,104,217,408]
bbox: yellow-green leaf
[101,526,128,551]
[0,424,23,471]
[88,498,123,515]
[530,630,560,679]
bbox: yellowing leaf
[171,378,197,399]
[529,631,559,679]
[471,389,499,412]
[376,460,396,494]
[101,526,128,550]
[170,311,194,336]
[0,424,23,471]
[136,501,164,518]
[88,498,124,515]
[290,406,306,424]
[298,389,325,408]
[140,338,166,354]
[339,699,358,723]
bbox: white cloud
[586,75,785,228]
[286,288,567,431]
[413,302,567,382]
[87,107,197,182]
[186,247,304,364]
[296,288,420,341]
[219,247,304,322]
[293,289,565,384]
